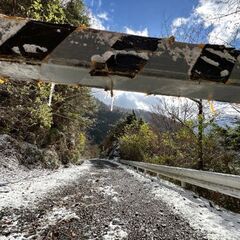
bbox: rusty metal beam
[0,14,240,103]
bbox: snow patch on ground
[0,207,80,240]
[0,134,57,184]
[120,163,240,240]
[0,161,92,209]
[103,219,128,240]
[98,185,119,202]
[42,206,80,225]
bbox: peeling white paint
[91,51,113,63]
[169,45,202,66]
[205,48,237,63]
[158,40,202,71]
[183,46,202,66]
[158,40,203,77]
[91,50,149,64]
[70,40,79,45]
[96,31,122,46]
[196,70,202,75]
[23,44,48,53]
[155,40,166,56]
[220,70,229,77]
[12,45,47,55]
[157,40,167,51]
[201,56,220,67]
[113,50,149,60]
[182,46,203,76]
[12,47,21,54]
[126,50,149,60]
[0,15,28,45]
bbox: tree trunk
[197,99,204,170]
[12,0,16,15]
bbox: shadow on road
[89,159,120,169]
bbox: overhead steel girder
[0,14,240,103]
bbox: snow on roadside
[120,163,240,240]
[98,185,120,202]
[103,219,128,240]
[0,161,92,209]
[1,207,80,240]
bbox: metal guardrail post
[181,181,187,188]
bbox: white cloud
[89,0,102,8]
[92,89,240,127]
[92,89,159,111]
[171,0,240,45]
[124,27,149,37]
[88,10,106,30]
[171,17,189,34]
[97,12,109,21]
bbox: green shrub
[119,121,157,161]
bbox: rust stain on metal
[90,34,157,78]
[90,51,149,78]
[77,24,89,31]
[0,14,26,21]
[75,26,96,33]
[106,53,147,77]
[198,44,205,49]
[166,36,175,46]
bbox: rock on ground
[0,134,60,183]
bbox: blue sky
[85,0,240,45]
[84,0,240,115]
[85,0,198,38]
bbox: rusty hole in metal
[0,20,76,60]
[90,61,109,77]
[107,54,147,76]
[90,53,148,78]
[190,44,240,83]
[112,35,159,52]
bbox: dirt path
[0,160,239,240]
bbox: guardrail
[119,160,240,199]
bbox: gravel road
[1,160,209,239]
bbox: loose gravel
[0,160,207,239]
